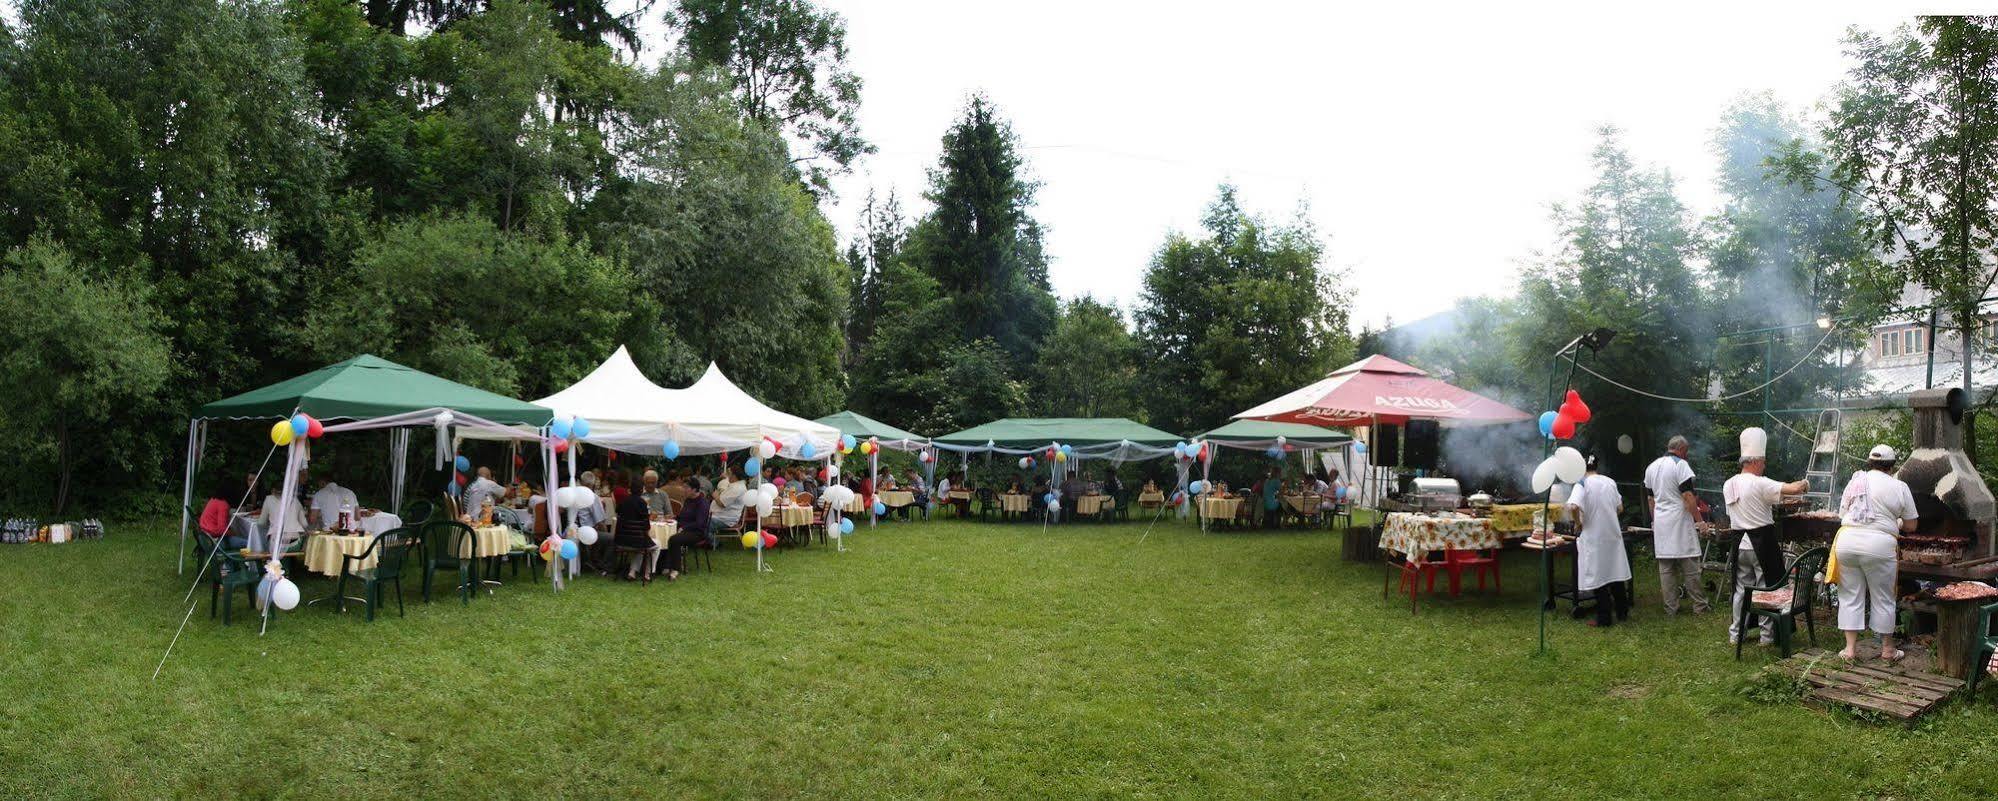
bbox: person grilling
[1722,427,1808,646]
[1566,454,1631,627]
[1834,445,1918,663]
[1643,435,1709,615]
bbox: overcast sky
[775,0,1941,332]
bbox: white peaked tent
[474,346,838,459]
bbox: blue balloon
[800,442,816,459]
[744,456,762,476]
[1044,492,1056,504]
[1538,411,1558,439]
[571,417,591,439]
[872,501,887,516]
[839,518,855,535]
[290,414,310,436]
[550,417,573,439]
[1189,480,1207,494]
[1060,444,1073,456]
[453,455,470,473]
[1266,446,1283,459]
[559,540,578,560]
[841,434,857,451]
[661,440,681,461]
[1354,442,1368,454]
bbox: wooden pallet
[1766,648,1966,724]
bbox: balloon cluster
[270,413,327,446]
[1173,441,1211,463]
[823,484,856,508]
[759,437,781,459]
[1537,390,1592,441]
[839,434,858,453]
[918,450,934,464]
[1530,446,1588,493]
[739,530,778,550]
[1188,480,1208,495]
[1018,456,1036,470]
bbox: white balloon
[756,496,775,517]
[1553,446,1586,483]
[1047,498,1061,510]
[826,464,841,479]
[759,441,777,459]
[1530,458,1559,493]
[576,525,598,545]
[272,578,301,611]
[1616,434,1634,455]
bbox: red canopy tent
[1232,355,1531,427]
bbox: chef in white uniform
[1566,454,1631,627]
[1835,445,1918,662]
[1721,427,1808,645]
[1643,435,1709,615]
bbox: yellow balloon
[1054,451,1067,462]
[270,421,295,446]
[740,531,759,550]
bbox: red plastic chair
[1388,551,1450,613]
[1443,548,1501,596]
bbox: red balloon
[454,471,467,486]
[305,416,324,439]
[513,454,526,468]
[1551,413,1577,440]
[720,451,730,462]
[553,439,569,454]
[817,467,829,482]
[762,532,778,549]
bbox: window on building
[1907,329,1920,353]
[1882,332,1897,356]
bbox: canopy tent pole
[543,435,563,589]
[176,419,201,575]
[869,448,878,528]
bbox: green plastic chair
[211,551,270,627]
[419,520,481,605]
[1733,546,1829,660]
[399,499,436,525]
[336,527,416,622]
[1967,601,1998,698]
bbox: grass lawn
[4,513,1998,799]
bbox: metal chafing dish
[1407,477,1462,513]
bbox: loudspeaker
[1370,425,1400,467]
[1404,420,1439,470]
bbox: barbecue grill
[1896,387,1998,579]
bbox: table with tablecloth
[356,512,403,536]
[1282,495,1323,514]
[1076,495,1115,515]
[648,519,679,549]
[948,490,972,502]
[879,490,916,509]
[761,504,813,529]
[1198,496,1242,521]
[303,532,376,576]
[1378,513,1501,563]
[1488,503,1568,535]
[1138,491,1166,508]
[1000,493,1029,513]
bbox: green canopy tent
[179,355,552,573]
[813,410,927,452]
[1199,419,1352,449]
[933,418,1181,452]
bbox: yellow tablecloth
[761,504,813,528]
[1487,503,1570,534]
[1000,493,1029,513]
[649,520,678,549]
[303,533,375,576]
[948,490,972,501]
[1283,494,1322,514]
[879,490,916,508]
[1138,491,1166,508]
[1379,513,1500,562]
[1198,496,1242,520]
[843,495,865,514]
[466,525,513,559]
[1077,495,1115,515]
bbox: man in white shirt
[1721,428,1808,645]
[712,467,749,534]
[309,471,361,531]
[461,467,505,522]
[1643,435,1709,615]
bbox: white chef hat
[1739,427,1768,462]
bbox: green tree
[1823,17,1998,456]
[1511,127,1710,469]
[298,214,639,398]
[0,239,172,514]
[1033,297,1144,420]
[1135,185,1353,435]
[905,93,1057,370]
[675,0,870,189]
[843,188,906,368]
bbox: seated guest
[713,466,750,534]
[1060,472,1084,523]
[613,492,659,580]
[938,471,971,517]
[258,483,308,550]
[199,473,250,551]
[609,469,631,505]
[460,467,504,524]
[1104,469,1124,500]
[309,469,363,531]
[661,477,713,580]
[1007,477,1025,494]
[905,469,929,519]
[641,469,672,517]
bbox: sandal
[1837,650,1858,662]
[1881,648,1907,663]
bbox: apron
[1575,475,1632,591]
[1646,455,1699,559]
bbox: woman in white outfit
[1834,445,1918,662]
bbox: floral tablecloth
[1489,504,1569,534]
[1077,495,1115,515]
[1379,513,1500,562]
[1000,493,1029,513]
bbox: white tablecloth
[357,512,402,536]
